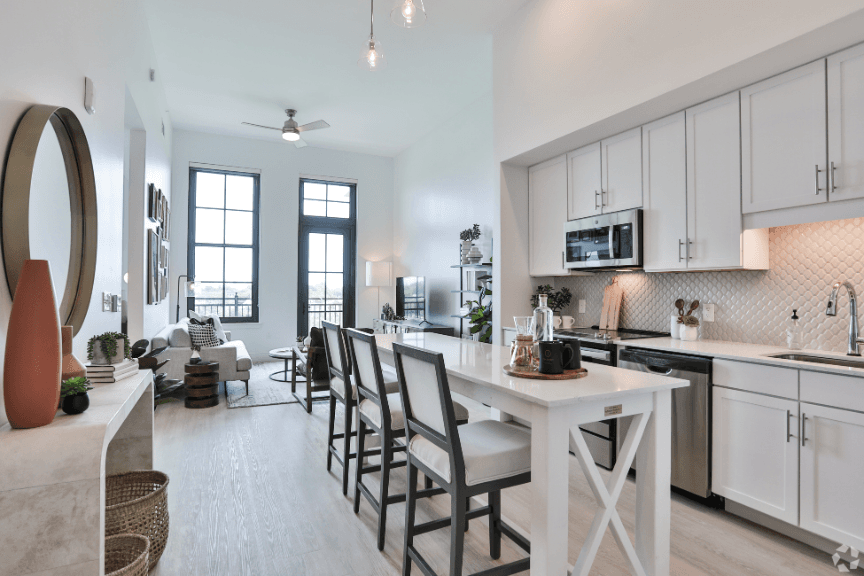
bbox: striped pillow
[188,321,220,351]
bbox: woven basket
[105,534,149,576]
[105,470,169,570]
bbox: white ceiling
[143,0,529,157]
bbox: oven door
[564,208,642,270]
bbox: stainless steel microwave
[563,208,643,270]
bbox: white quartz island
[374,333,688,576]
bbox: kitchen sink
[768,353,864,369]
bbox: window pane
[304,199,326,216]
[327,201,349,219]
[326,234,343,272]
[195,208,224,244]
[196,173,225,208]
[225,247,252,282]
[194,282,224,317]
[194,246,224,281]
[225,211,253,245]
[225,283,253,318]
[308,233,326,272]
[226,175,253,210]
[326,273,343,299]
[304,182,327,200]
[308,273,325,299]
[328,185,350,202]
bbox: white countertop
[374,333,688,408]
[614,337,864,378]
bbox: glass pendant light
[391,0,426,28]
[358,0,387,71]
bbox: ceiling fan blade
[294,138,308,149]
[241,122,282,131]
[297,120,330,133]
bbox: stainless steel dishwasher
[617,347,713,498]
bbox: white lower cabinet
[799,402,864,550]
[712,386,799,524]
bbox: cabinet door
[800,403,864,551]
[741,60,827,213]
[567,143,602,220]
[529,155,568,276]
[601,127,642,213]
[712,387,799,524]
[642,113,687,271]
[828,43,864,202]
[686,92,744,269]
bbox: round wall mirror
[2,105,98,336]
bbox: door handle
[815,165,823,195]
[786,410,796,442]
[801,413,808,447]
[594,190,600,210]
[830,161,838,193]
[678,239,684,262]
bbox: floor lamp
[176,275,196,322]
[366,261,392,317]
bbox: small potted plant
[60,376,93,415]
[680,315,700,341]
[530,285,573,327]
[87,331,131,365]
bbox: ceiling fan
[242,109,329,148]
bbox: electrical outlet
[704,303,715,322]
[579,299,586,314]
[102,292,111,312]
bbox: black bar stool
[393,342,532,576]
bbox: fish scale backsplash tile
[548,217,864,354]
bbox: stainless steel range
[555,327,668,470]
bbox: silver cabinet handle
[601,189,607,207]
[786,410,796,442]
[688,239,693,260]
[801,413,808,447]
[594,190,600,209]
[562,250,565,268]
[815,165,823,195]
[831,161,838,193]
[678,240,684,262]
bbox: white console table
[0,370,154,576]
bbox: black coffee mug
[538,340,574,375]
[562,341,581,371]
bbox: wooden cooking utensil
[675,299,685,318]
[687,300,700,315]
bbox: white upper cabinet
[828,43,864,202]
[529,155,569,276]
[741,60,828,213]
[713,386,799,525]
[567,143,602,220]
[799,403,864,551]
[601,127,643,213]
[642,113,687,272]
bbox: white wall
[170,130,394,359]
[393,94,495,332]
[493,0,864,163]
[0,1,171,426]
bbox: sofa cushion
[222,340,252,371]
[188,310,228,343]
[167,323,193,348]
[189,321,220,350]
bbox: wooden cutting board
[599,283,623,330]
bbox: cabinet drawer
[713,359,798,399]
[801,370,864,412]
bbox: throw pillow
[188,320,220,351]
[188,309,228,343]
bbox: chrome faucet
[826,280,864,356]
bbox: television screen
[396,276,425,319]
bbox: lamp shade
[184,281,196,297]
[366,261,392,287]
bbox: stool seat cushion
[360,396,469,432]
[331,365,400,400]
[409,420,531,486]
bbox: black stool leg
[450,494,467,576]
[354,418,367,514]
[424,474,433,490]
[326,395,337,471]
[403,462,418,576]
[342,398,354,495]
[377,433,392,550]
[489,489,502,559]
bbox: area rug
[225,361,300,408]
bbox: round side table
[269,348,296,383]
[184,361,220,408]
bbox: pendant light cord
[370,0,374,38]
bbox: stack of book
[86,358,139,384]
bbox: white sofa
[152,319,253,392]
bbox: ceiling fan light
[391,0,425,28]
[282,130,300,141]
[358,37,387,71]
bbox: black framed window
[298,178,356,335]
[187,167,260,323]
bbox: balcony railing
[307,299,343,329]
[194,295,252,318]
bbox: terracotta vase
[61,326,86,382]
[3,260,62,428]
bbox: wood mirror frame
[2,105,98,336]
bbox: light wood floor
[152,363,837,575]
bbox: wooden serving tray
[503,364,588,380]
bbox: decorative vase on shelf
[61,393,90,415]
[90,336,126,365]
[3,259,62,429]
[61,326,86,381]
[467,245,482,264]
[460,241,471,264]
